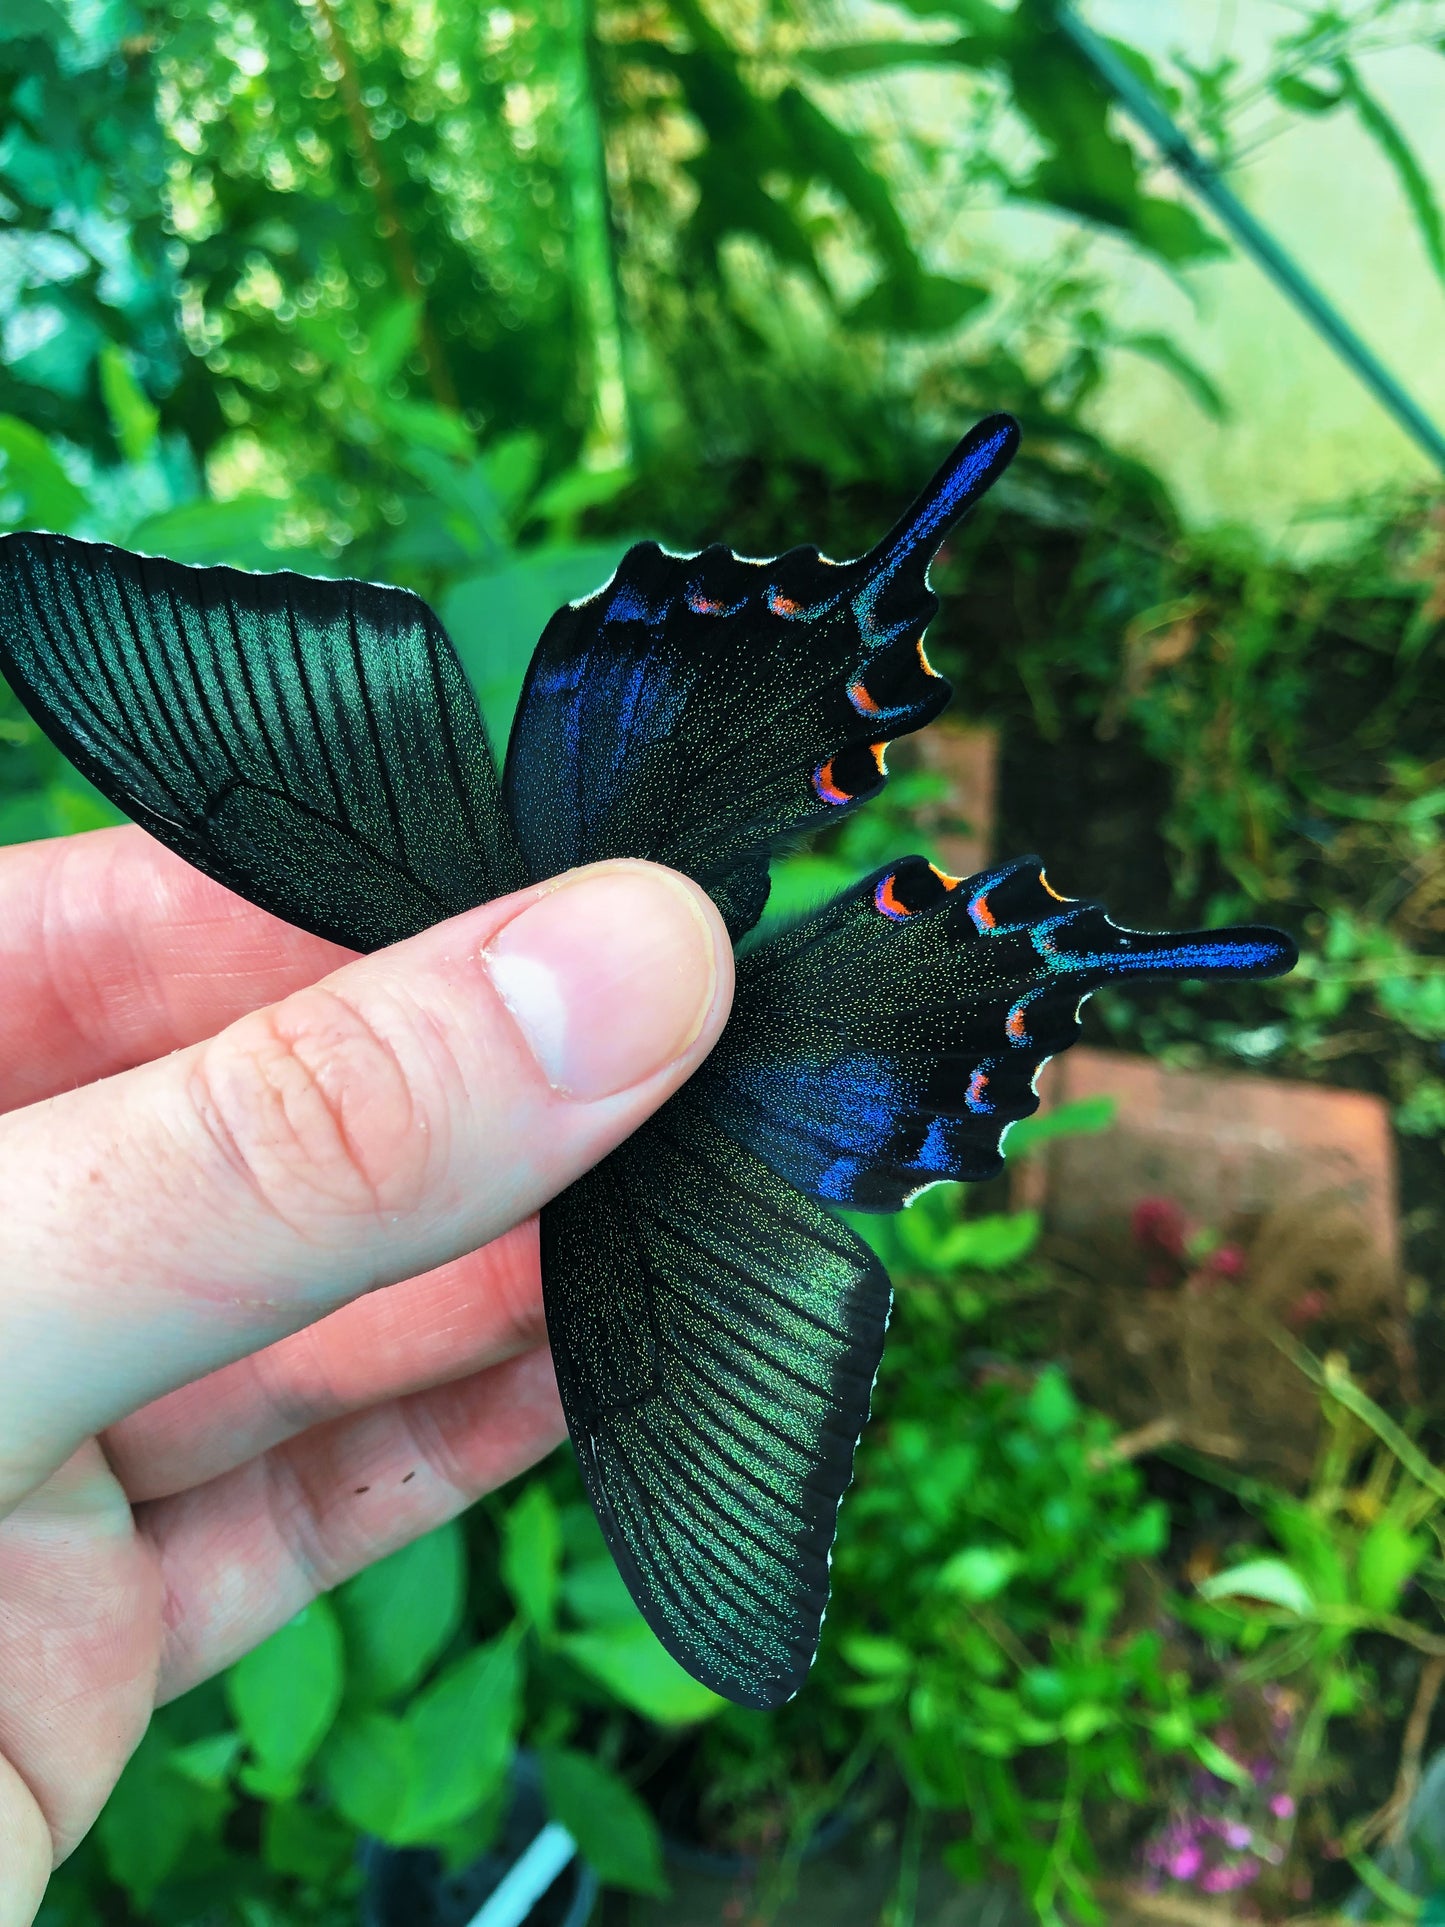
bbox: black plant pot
[360,1754,599,1927]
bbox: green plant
[826,1325,1219,1925]
[41,1471,726,1924]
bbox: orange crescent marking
[869,742,888,776]
[917,638,940,678]
[969,891,996,930]
[771,593,801,616]
[928,862,961,891]
[848,679,882,716]
[876,873,909,918]
[1038,869,1068,903]
[813,760,851,806]
[966,1068,990,1111]
[1005,1005,1029,1042]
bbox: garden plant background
[3,0,1445,1921]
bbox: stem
[302,0,460,413]
[1280,1337,1445,1513]
[1050,2,1445,477]
[558,0,631,467]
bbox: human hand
[0,825,733,1925]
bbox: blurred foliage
[5,0,1445,1921]
[41,1483,714,1922]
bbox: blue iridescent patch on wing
[503,417,1021,937]
[692,855,1298,1213]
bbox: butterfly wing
[700,856,1300,1209]
[503,416,1019,935]
[542,1100,889,1709]
[546,857,1295,1703]
[0,533,523,950]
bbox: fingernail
[483,864,721,1100]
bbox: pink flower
[1286,1289,1330,1329]
[1270,1793,1296,1821]
[1166,1844,1203,1881]
[1132,1196,1190,1260]
[1201,1862,1260,1893]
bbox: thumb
[0,859,733,1512]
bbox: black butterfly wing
[544,857,1295,1704]
[541,1100,890,1710]
[503,416,1019,935]
[698,856,1300,1209]
[0,532,524,950]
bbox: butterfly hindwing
[0,532,524,950]
[504,416,1019,934]
[541,1101,890,1709]
[697,857,1299,1210]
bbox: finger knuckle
[186,984,451,1238]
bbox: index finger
[0,859,733,1515]
[0,827,353,1111]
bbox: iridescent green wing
[544,1102,889,1710]
[547,858,1296,1707]
[0,533,524,949]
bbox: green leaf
[840,1632,912,1676]
[397,1634,522,1839]
[0,415,87,531]
[95,1728,230,1908]
[98,345,158,464]
[1356,1517,1428,1614]
[261,1799,357,1883]
[168,1732,243,1790]
[0,0,67,42]
[126,497,289,571]
[1060,1701,1113,1744]
[1027,1367,1078,1438]
[561,1554,639,1629]
[1119,333,1227,421]
[528,460,634,535]
[373,396,476,461]
[1003,1094,1117,1159]
[1272,73,1344,115]
[798,36,995,81]
[501,1483,562,1634]
[480,432,545,516]
[359,298,422,385]
[317,1710,413,1838]
[937,1545,1021,1602]
[1337,61,1445,285]
[561,1619,725,1724]
[1004,13,1225,265]
[1197,1558,1315,1616]
[335,1520,466,1704]
[441,541,633,746]
[225,1600,345,1789]
[1192,1734,1254,1791]
[540,1748,667,1896]
[848,272,990,336]
[940,1210,1039,1272]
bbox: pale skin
[0,824,735,1927]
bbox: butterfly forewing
[0,533,523,950]
[504,417,1020,934]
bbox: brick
[1013,1047,1398,1269]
